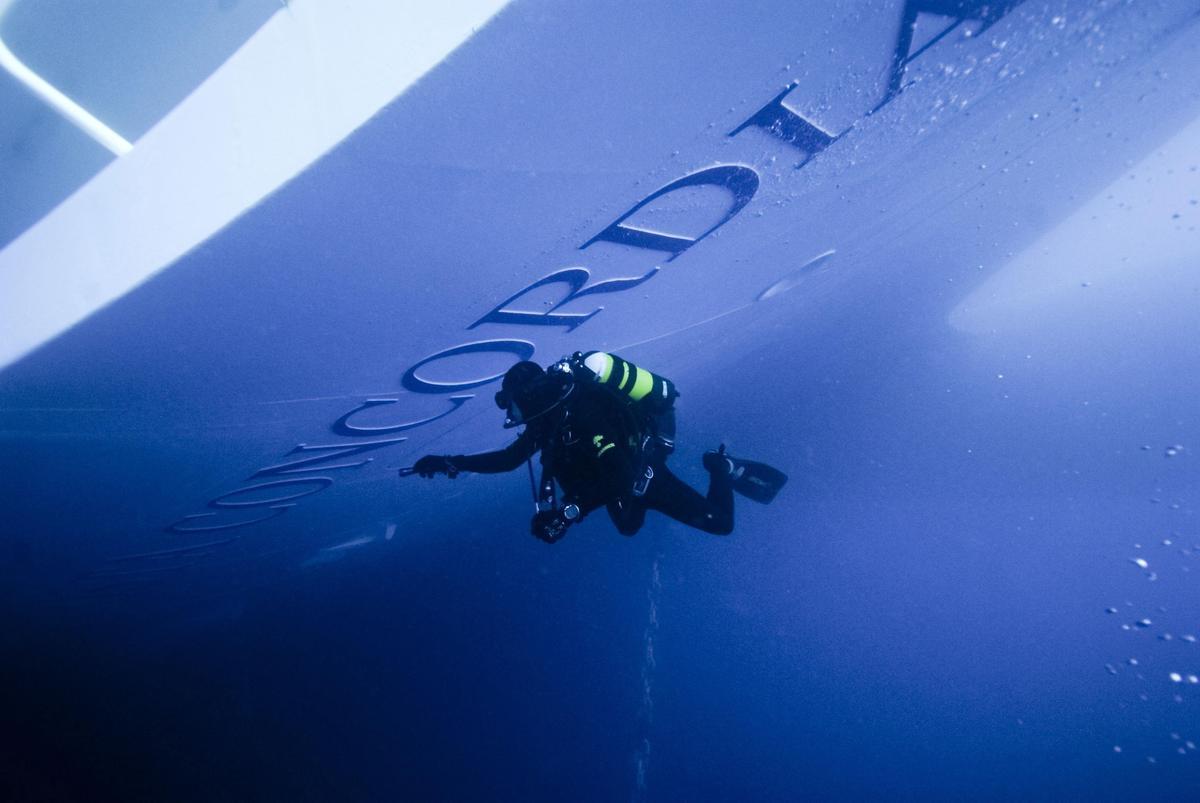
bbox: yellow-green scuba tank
[565,351,677,412]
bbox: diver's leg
[642,462,733,535]
[607,495,647,536]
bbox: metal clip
[632,464,654,497]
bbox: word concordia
[167,0,1024,535]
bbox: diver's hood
[501,374,575,429]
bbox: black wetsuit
[450,382,733,536]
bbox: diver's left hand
[531,510,569,544]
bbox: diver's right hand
[412,455,459,478]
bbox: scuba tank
[560,351,677,413]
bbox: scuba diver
[406,352,787,543]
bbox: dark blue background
[3,1,1199,799]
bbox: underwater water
[2,1,1200,800]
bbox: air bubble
[1131,558,1149,569]
[1170,672,1183,682]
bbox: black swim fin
[705,446,788,504]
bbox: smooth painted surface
[2,1,1200,800]
[0,0,284,244]
[0,0,511,367]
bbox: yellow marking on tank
[618,362,631,390]
[630,368,654,400]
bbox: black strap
[526,458,539,509]
[532,438,557,512]
[538,463,557,511]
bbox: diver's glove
[531,510,568,543]
[412,455,459,478]
[531,503,580,544]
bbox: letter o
[401,339,536,394]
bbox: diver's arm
[410,431,536,478]
[445,430,537,474]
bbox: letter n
[253,437,408,478]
